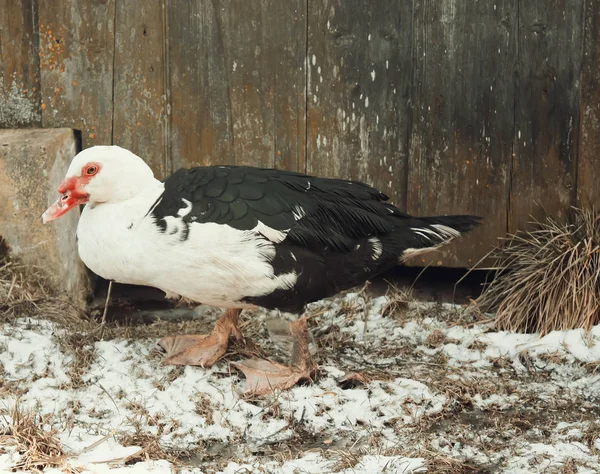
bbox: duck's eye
[86,165,98,175]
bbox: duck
[42,145,481,394]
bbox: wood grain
[113,0,168,178]
[168,0,231,169]
[38,0,116,147]
[0,0,41,127]
[509,1,584,231]
[578,0,600,209]
[407,0,517,267]
[306,0,413,208]
[168,0,306,171]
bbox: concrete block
[0,128,91,307]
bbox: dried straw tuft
[0,255,85,326]
[474,208,600,334]
[0,404,81,473]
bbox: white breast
[76,187,297,307]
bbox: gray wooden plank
[407,0,517,268]
[509,1,584,231]
[168,0,306,171]
[269,1,307,172]
[168,0,231,169]
[306,0,413,208]
[113,0,168,178]
[0,0,41,127]
[38,0,116,147]
[578,0,600,209]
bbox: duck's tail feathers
[397,215,482,262]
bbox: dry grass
[583,421,600,455]
[331,450,362,471]
[332,443,481,474]
[473,208,600,334]
[57,332,98,388]
[0,404,81,473]
[425,329,447,348]
[117,414,202,468]
[558,459,579,474]
[433,375,510,406]
[381,283,413,320]
[421,454,481,474]
[0,259,86,326]
[0,256,84,395]
[194,394,215,425]
[118,429,176,465]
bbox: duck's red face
[41,162,101,223]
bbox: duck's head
[42,145,155,223]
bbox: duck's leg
[233,317,317,395]
[157,308,243,367]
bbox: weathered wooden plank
[407,0,516,268]
[113,0,168,178]
[38,0,116,147]
[167,0,231,170]
[306,1,413,208]
[0,0,41,127]
[578,0,600,209]
[509,1,584,231]
[168,0,306,171]
[270,2,307,172]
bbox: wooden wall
[1,0,598,267]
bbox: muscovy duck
[42,146,481,394]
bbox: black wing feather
[151,166,447,250]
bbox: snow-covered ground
[1,293,600,473]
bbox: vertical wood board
[38,0,116,147]
[0,0,41,127]
[307,0,414,208]
[407,0,517,267]
[168,0,306,171]
[578,0,600,209]
[509,1,584,231]
[168,0,231,169]
[113,0,168,178]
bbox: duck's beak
[42,177,89,224]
